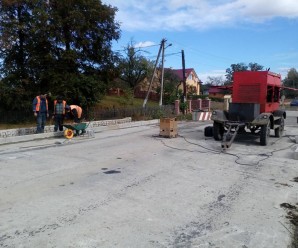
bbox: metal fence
[86,105,175,121]
[0,110,36,124]
[0,105,175,124]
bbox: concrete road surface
[0,111,298,248]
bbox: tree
[0,0,121,110]
[117,41,153,92]
[156,68,180,105]
[205,76,225,86]
[225,62,263,84]
[283,68,298,98]
[0,0,36,110]
[248,62,264,71]
[225,63,248,83]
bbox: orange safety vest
[70,105,82,118]
[35,96,48,112]
[53,100,66,114]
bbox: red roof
[209,88,222,94]
[171,68,194,81]
[208,86,229,94]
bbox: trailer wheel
[213,122,224,141]
[274,117,284,138]
[260,122,270,146]
[249,126,258,134]
[204,126,213,137]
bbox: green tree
[225,62,263,84]
[283,68,298,98]
[35,0,120,107]
[225,63,248,84]
[117,41,153,92]
[0,0,36,110]
[0,0,120,110]
[156,68,180,105]
[248,62,264,71]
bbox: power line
[164,52,181,57]
[169,39,237,63]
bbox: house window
[188,74,193,80]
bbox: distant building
[135,68,201,100]
[208,86,231,99]
[172,68,201,95]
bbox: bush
[179,101,188,112]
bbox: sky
[102,0,298,83]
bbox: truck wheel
[260,122,270,146]
[213,122,224,141]
[274,117,284,138]
[204,126,213,137]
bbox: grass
[96,95,159,109]
[0,123,36,130]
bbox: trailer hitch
[221,122,245,150]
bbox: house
[208,86,232,99]
[172,68,201,95]
[135,68,201,100]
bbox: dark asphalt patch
[280,202,298,248]
[103,170,121,174]
[217,194,226,201]
[280,203,297,210]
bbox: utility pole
[181,50,187,107]
[159,39,172,106]
[159,39,166,106]
[143,40,163,108]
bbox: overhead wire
[165,39,241,70]
[114,37,242,70]
[170,39,237,63]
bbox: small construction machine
[211,71,286,149]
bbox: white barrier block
[198,112,212,121]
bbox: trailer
[211,71,286,149]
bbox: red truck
[211,71,286,149]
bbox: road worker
[65,105,83,123]
[32,94,49,133]
[52,96,67,131]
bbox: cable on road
[154,134,297,167]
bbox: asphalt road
[0,111,298,248]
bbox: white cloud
[134,41,156,48]
[238,0,298,20]
[273,52,298,61]
[198,69,226,83]
[103,0,298,31]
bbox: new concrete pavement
[0,112,297,248]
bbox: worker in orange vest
[32,93,49,133]
[65,105,83,123]
[52,95,67,131]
